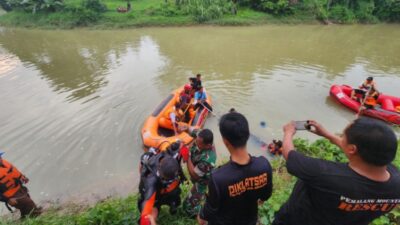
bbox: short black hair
[219,112,250,148]
[198,129,213,145]
[344,117,397,166]
[367,76,373,81]
[159,156,179,180]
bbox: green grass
[0,0,318,29]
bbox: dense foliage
[1,139,399,225]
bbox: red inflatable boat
[330,85,400,125]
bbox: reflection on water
[0,26,399,208]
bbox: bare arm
[307,120,342,148]
[281,122,296,160]
[281,120,342,160]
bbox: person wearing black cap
[199,112,273,225]
[190,74,202,91]
[0,152,41,218]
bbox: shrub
[329,4,356,23]
[355,0,378,22]
[183,0,233,22]
[301,0,328,20]
[73,7,101,25]
[0,0,13,11]
[260,0,292,14]
[82,0,106,13]
[6,0,64,13]
[374,0,400,21]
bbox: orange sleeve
[141,193,156,217]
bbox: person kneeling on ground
[199,112,273,225]
[268,139,283,155]
[0,152,41,218]
[273,118,400,225]
[137,149,182,225]
[182,129,216,218]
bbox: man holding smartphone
[273,118,400,225]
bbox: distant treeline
[0,0,398,24]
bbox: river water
[0,25,399,207]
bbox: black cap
[168,141,181,152]
[367,77,373,81]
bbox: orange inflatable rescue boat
[141,85,212,151]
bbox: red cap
[184,84,192,91]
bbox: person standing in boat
[273,118,400,225]
[193,86,212,112]
[182,129,216,218]
[137,150,182,225]
[198,112,273,225]
[0,152,41,218]
[351,77,378,102]
[190,74,202,91]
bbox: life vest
[164,107,183,121]
[0,159,23,199]
[364,96,378,107]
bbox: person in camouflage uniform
[182,128,216,218]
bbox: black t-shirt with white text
[273,151,400,225]
[200,155,273,225]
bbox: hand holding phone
[295,121,311,130]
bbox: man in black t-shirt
[199,112,273,225]
[190,74,202,91]
[273,118,400,225]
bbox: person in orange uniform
[137,149,182,225]
[0,152,41,218]
[159,102,185,131]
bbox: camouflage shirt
[189,131,216,184]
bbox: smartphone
[295,121,310,130]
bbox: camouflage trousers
[183,182,207,218]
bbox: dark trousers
[194,102,213,112]
[12,187,41,218]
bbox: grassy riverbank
[0,0,399,29]
[0,0,317,29]
[1,139,399,225]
